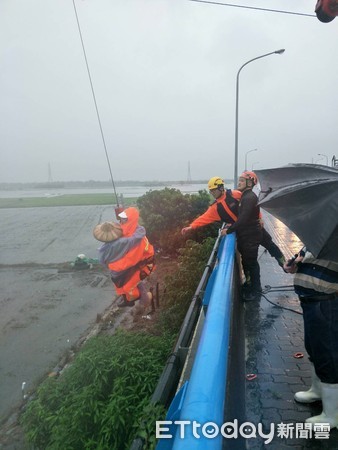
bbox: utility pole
[187,161,192,183]
[48,162,53,183]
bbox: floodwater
[0,205,118,423]
[0,183,215,199]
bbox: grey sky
[1,0,337,183]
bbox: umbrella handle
[286,256,296,267]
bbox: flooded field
[0,183,210,199]
[0,205,118,422]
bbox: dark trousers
[301,297,338,383]
[237,234,261,292]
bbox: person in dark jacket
[222,171,263,301]
[181,176,285,297]
[284,248,338,428]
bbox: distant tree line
[0,178,233,190]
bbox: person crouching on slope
[93,207,155,308]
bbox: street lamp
[234,49,285,187]
[317,153,328,165]
[245,148,258,171]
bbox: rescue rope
[188,0,316,18]
[258,284,303,315]
[72,0,119,206]
[260,292,303,315]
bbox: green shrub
[137,188,217,255]
[157,237,216,334]
[21,331,174,450]
[131,402,167,450]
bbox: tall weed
[21,331,174,449]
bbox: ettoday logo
[156,420,331,443]
[156,420,275,444]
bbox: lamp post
[245,148,257,171]
[317,153,328,165]
[234,49,285,188]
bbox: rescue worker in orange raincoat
[94,207,155,307]
[181,177,241,233]
[181,176,285,300]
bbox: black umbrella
[255,164,338,262]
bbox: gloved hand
[220,224,231,237]
[181,226,192,236]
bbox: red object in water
[293,352,304,359]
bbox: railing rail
[156,234,236,450]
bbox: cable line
[188,0,316,18]
[72,0,119,206]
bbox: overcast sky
[1,0,337,183]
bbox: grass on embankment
[0,194,137,208]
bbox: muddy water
[0,205,118,422]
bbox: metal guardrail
[130,234,222,450]
[130,233,245,450]
[157,234,236,450]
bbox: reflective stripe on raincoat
[105,207,155,301]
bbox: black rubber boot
[117,296,135,307]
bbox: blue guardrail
[156,233,236,450]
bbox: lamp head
[275,49,285,55]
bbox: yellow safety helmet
[208,176,224,190]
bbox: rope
[72,0,119,206]
[257,284,303,315]
[188,0,316,18]
[260,292,303,315]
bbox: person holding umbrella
[284,249,338,428]
[255,163,338,428]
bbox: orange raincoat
[108,207,155,301]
